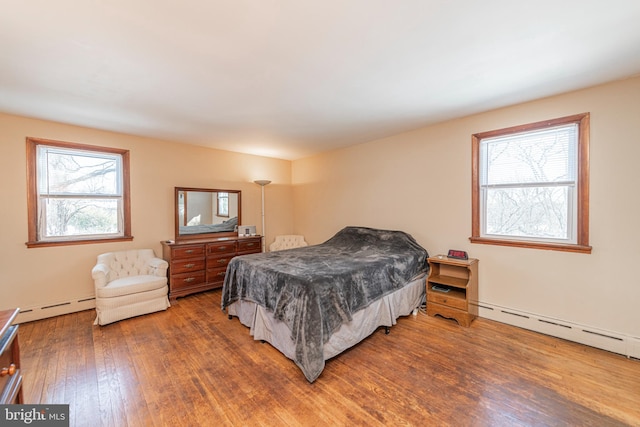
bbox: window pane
[218,192,229,216]
[41,198,120,238]
[39,148,120,195]
[485,186,569,240]
[482,124,576,186]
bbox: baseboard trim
[13,297,640,360]
[476,302,640,359]
[16,297,96,323]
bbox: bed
[221,226,429,382]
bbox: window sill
[26,236,134,248]
[469,237,592,254]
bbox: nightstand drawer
[427,291,467,311]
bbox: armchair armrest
[91,264,110,288]
[147,257,169,277]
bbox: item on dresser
[222,226,429,383]
[162,235,262,301]
[238,225,256,236]
[0,308,23,404]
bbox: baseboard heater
[16,297,96,323]
[475,302,640,360]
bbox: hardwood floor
[17,290,640,426]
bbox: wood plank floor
[17,290,640,426]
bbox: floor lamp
[254,180,271,252]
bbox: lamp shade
[254,180,271,186]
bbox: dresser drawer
[238,238,261,254]
[0,325,20,404]
[172,244,205,260]
[171,259,206,274]
[427,291,467,311]
[207,255,233,269]
[0,374,22,404]
[207,266,228,284]
[170,271,206,290]
[207,242,236,255]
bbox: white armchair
[269,235,308,252]
[91,249,170,326]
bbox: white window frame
[26,137,132,248]
[471,113,591,254]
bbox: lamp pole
[254,180,271,252]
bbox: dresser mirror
[174,187,241,241]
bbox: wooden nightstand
[0,308,23,404]
[426,255,478,327]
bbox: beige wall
[3,76,639,342]
[0,113,293,320]
[293,75,640,338]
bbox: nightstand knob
[1,363,16,376]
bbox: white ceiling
[2,1,640,160]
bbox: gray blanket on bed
[221,226,428,382]
[179,216,238,234]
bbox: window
[217,192,229,217]
[26,137,132,248]
[471,113,591,253]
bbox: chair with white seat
[91,249,170,325]
[269,235,308,252]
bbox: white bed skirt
[226,274,426,363]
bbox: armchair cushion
[96,275,167,299]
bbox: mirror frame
[174,187,241,242]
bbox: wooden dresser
[162,236,262,301]
[0,308,23,404]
